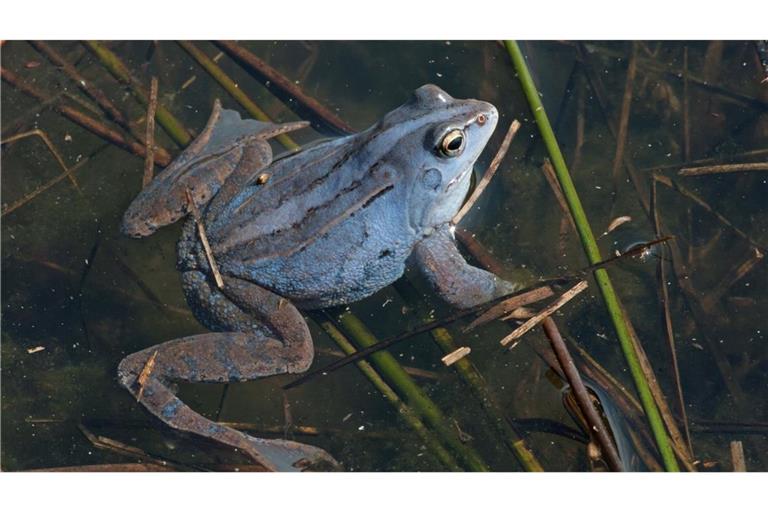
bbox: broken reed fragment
[730,441,747,472]
[441,346,471,366]
[452,119,521,225]
[678,162,768,176]
[499,280,588,348]
[463,285,554,332]
[185,189,224,289]
[142,77,159,187]
[136,350,158,402]
[1,128,79,189]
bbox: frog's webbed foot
[117,277,340,471]
[411,225,520,309]
[121,99,308,238]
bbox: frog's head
[371,84,498,232]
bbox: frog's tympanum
[118,84,517,471]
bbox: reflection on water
[2,41,766,471]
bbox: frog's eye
[438,129,465,157]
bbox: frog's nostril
[477,114,487,125]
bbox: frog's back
[193,132,416,309]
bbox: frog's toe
[243,435,342,472]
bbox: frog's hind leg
[121,99,308,238]
[117,273,337,471]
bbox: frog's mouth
[446,165,472,191]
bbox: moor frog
[118,84,518,471]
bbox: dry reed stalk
[453,120,520,224]
[679,162,768,176]
[142,77,159,187]
[185,189,224,289]
[499,280,588,348]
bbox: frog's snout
[478,103,499,128]
[121,208,157,238]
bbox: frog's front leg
[411,225,519,309]
[117,275,338,471]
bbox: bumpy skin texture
[118,85,516,471]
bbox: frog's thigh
[181,270,314,373]
[411,227,518,309]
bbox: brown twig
[1,152,92,218]
[453,120,520,225]
[541,158,577,232]
[463,285,554,332]
[541,317,624,471]
[639,149,768,174]
[28,463,174,472]
[1,128,79,189]
[1,67,170,166]
[78,423,196,471]
[215,40,355,135]
[185,189,224,289]
[142,77,159,187]
[499,280,588,348]
[679,162,768,176]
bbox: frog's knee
[286,344,314,374]
[117,353,141,390]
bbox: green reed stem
[504,40,679,471]
[317,319,462,471]
[336,311,490,471]
[177,41,300,152]
[83,41,193,147]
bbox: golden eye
[439,129,465,157]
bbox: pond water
[2,41,766,471]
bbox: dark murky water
[2,41,766,471]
